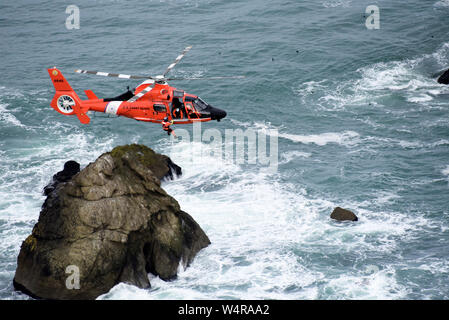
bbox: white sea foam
[400,138,449,149]
[280,150,311,164]
[322,0,352,8]
[407,95,433,103]
[296,80,328,96]
[323,266,410,299]
[442,165,449,177]
[359,134,449,151]
[257,123,360,147]
[434,0,449,8]
[353,60,447,107]
[295,42,449,111]
[279,131,359,146]
[230,119,360,147]
[0,103,24,127]
[98,138,424,300]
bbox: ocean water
[1,0,449,300]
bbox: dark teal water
[1,0,449,299]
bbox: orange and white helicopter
[47,46,243,125]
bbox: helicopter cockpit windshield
[184,95,226,120]
[193,97,209,111]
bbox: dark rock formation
[43,160,80,196]
[13,144,209,300]
[161,155,182,181]
[330,207,358,222]
[437,68,449,85]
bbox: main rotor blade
[166,75,246,81]
[162,46,192,77]
[75,69,153,80]
[127,83,155,103]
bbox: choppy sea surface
[1,0,449,300]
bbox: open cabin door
[171,90,186,119]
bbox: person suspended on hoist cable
[162,117,176,137]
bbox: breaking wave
[98,138,431,300]
[294,42,449,111]
[0,103,24,128]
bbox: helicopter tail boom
[47,67,90,124]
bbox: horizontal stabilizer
[84,90,98,100]
[76,110,90,124]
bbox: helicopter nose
[209,106,227,121]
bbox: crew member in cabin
[172,97,185,119]
[172,107,183,119]
[185,102,194,117]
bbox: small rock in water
[330,207,358,221]
[437,68,449,85]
